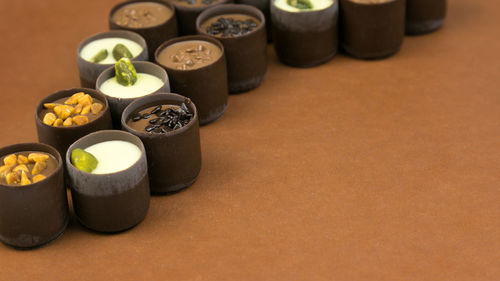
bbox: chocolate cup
[0,143,68,249]
[155,35,228,125]
[96,61,170,129]
[109,0,178,61]
[35,88,113,165]
[66,130,150,233]
[271,1,338,67]
[196,4,267,93]
[76,30,149,89]
[235,0,272,42]
[121,93,202,194]
[406,0,446,35]
[340,0,405,59]
[167,0,233,36]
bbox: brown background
[0,0,499,280]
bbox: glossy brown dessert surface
[173,0,222,7]
[112,2,173,28]
[127,103,194,133]
[156,40,222,70]
[0,151,57,186]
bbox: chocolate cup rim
[76,30,148,66]
[196,4,266,40]
[34,88,111,131]
[109,0,177,31]
[342,0,398,8]
[0,142,62,190]
[271,0,338,14]
[95,61,170,102]
[121,92,199,138]
[170,0,232,12]
[154,34,225,72]
[65,130,147,178]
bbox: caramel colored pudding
[174,0,222,7]
[112,2,173,28]
[157,40,222,70]
[201,14,261,38]
[0,152,58,186]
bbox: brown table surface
[1,0,499,280]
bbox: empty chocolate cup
[76,30,149,89]
[406,0,446,35]
[197,4,267,93]
[109,0,178,60]
[0,143,68,249]
[96,61,170,129]
[66,130,150,233]
[121,93,202,194]
[235,0,272,41]
[271,0,339,67]
[340,0,405,59]
[167,0,232,36]
[35,88,113,164]
[155,35,228,125]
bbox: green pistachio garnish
[91,49,108,63]
[287,0,313,10]
[115,57,138,86]
[71,149,98,173]
[112,43,133,61]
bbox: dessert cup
[167,0,233,35]
[406,0,446,35]
[196,4,267,93]
[109,0,178,60]
[121,93,202,194]
[0,143,68,249]
[235,0,272,41]
[96,61,170,129]
[76,30,149,89]
[35,88,113,164]
[271,0,338,67]
[155,35,228,125]
[340,0,405,59]
[66,130,150,233]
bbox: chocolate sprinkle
[132,99,194,133]
[206,17,258,38]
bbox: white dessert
[80,37,143,64]
[84,140,141,174]
[274,0,334,12]
[99,73,164,98]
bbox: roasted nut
[3,154,17,167]
[28,153,49,163]
[54,105,74,120]
[77,94,93,106]
[63,117,73,126]
[13,164,29,174]
[32,174,46,183]
[0,165,11,178]
[20,172,31,186]
[81,105,91,115]
[65,92,85,105]
[5,172,19,185]
[43,112,57,126]
[32,160,47,175]
[44,103,61,109]
[73,115,89,126]
[91,103,103,115]
[53,118,63,127]
[17,155,29,164]
[74,103,83,114]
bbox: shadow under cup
[0,143,68,249]
[121,93,202,194]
